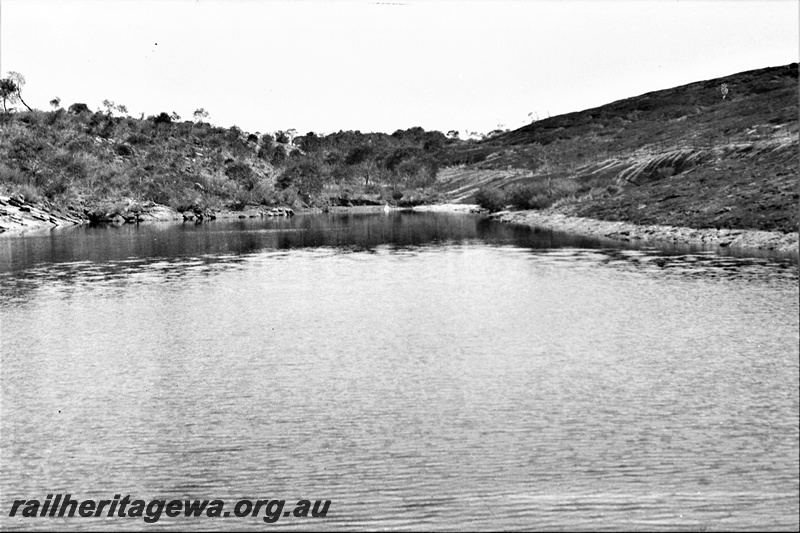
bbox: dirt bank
[492,209,799,257]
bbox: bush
[257,145,273,161]
[475,187,506,212]
[506,183,550,209]
[277,158,325,196]
[68,103,91,114]
[116,144,134,156]
[270,147,287,166]
[12,183,42,204]
[504,179,580,210]
[153,112,172,125]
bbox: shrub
[475,187,506,212]
[116,144,134,156]
[42,173,70,199]
[0,163,27,187]
[126,133,149,146]
[225,162,258,190]
[277,158,325,196]
[11,183,42,204]
[505,179,580,210]
[257,145,273,160]
[68,103,91,114]
[153,112,172,125]
[270,147,287,166]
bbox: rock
[7,196,24,208]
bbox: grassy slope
[439,63,799,233]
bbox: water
[1,213,798,531]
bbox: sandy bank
[492,209,799,256]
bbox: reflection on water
[1,213,798,531]
[0,212,614,269]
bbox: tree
[277,158,324,197]
[270,147,287,166]
[50,97,61,110]
[153,112,172,124]
[0,78,18,113]
[68,103,91,114]
[296,131,321,152]
[192,108,209,123]
[344,145,373,166]
[6,72,33,111]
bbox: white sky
[1,0,797,136]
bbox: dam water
[1,212,798,531]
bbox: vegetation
[1,63,797,235]
[0,97,457,213]
[475,187,506,212]
[439,63,799,232]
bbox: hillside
[0,63,797,236]
[0,108,449,231]
[438,63,799,233]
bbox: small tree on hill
[0,78,18,112]
[68,103,91,114]
[193,108,209,123]
[50,97,61,110]
[1,72,33,112]
[153,112,172,124]
[102,99,116,116]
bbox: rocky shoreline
[3,195,796,260]
[491,209,799,257]
[0,194,295,236]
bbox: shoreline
[491,209,799,258]
[0,195,298,236]
[3,195,797,260]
